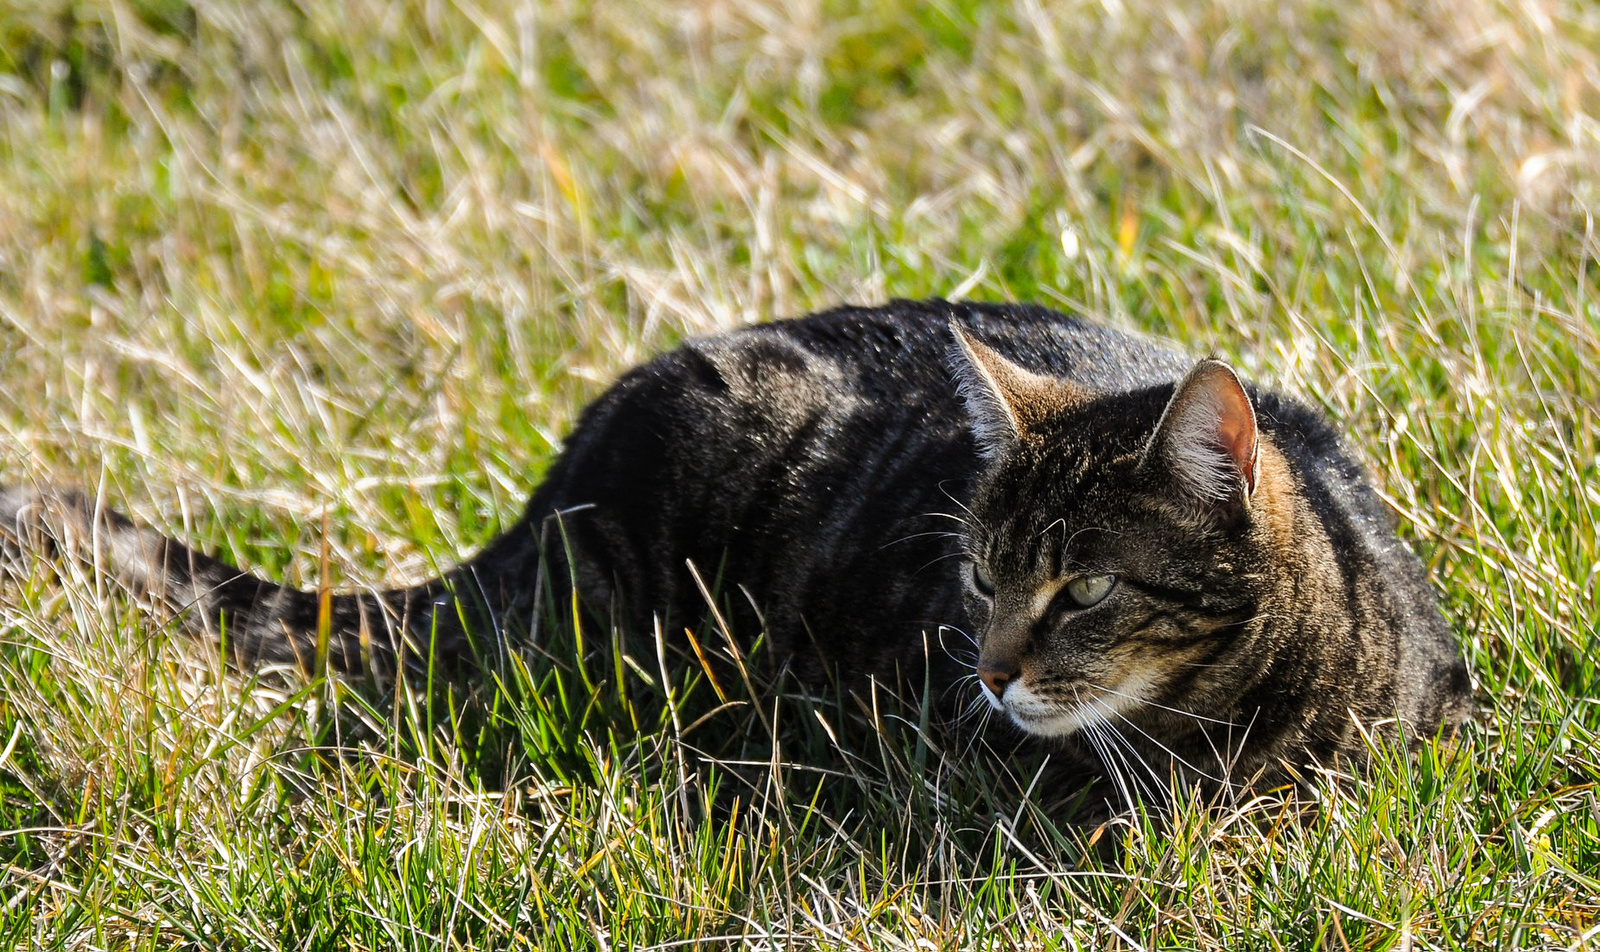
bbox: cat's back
[659,299,1189,412]
[528,300,1189,677]
[550,300,1190,486]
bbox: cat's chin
[1006,708,1098,739]
[995,686,1102,739]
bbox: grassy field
[0,0,1597,947]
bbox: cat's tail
[0,484,547,680]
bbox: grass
[0,0,1597,947]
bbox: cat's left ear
[949,324,1087,461]
[1142,358,1261,512]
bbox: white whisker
[1073,686,1143,811]
[1083,719,1143,811]
[934,624,979,670]
[922,510,976,531]
[878,529,964,551]
[1076,718,1119,805]
[935,483,980,524]
[1104,704,1226,786]
[1092,683,1241,728]
[1091,709,1166,805]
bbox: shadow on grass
[305,594,1118,872]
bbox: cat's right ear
[949,324,1081,461]
[1141,358,1261,517]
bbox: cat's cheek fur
[1247,442,1298,546]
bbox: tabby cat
[0,300,1472,795]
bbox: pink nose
[978,661,1019,699]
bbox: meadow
[0,0,1597,947]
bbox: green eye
[1065,574,1116,607]
[970,562,995,597]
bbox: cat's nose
[978,661,1020,699]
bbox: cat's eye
[1065,574,1117,607]
[970,562,995,597]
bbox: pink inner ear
[1149,360,1262,504]
[1208,369,1259,493]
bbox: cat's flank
[0,300,1472,795]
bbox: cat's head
[950,324,1284,742]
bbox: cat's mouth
[993,679,1145,739]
